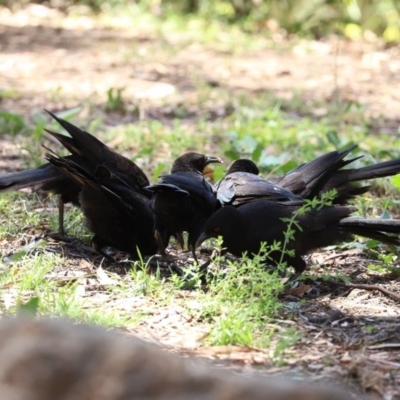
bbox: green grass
[202,242,285,347]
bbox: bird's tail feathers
[44,128,81,155]
[0,166,62,192]
[340,217,400,246]
[45,153,94,189]
[348,159,400,182]
[44,110,107,160]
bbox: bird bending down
[146,153,222,260]
[196,199,400,275]
[0,110,150,237]
[45,154,157,261]
[205,147,400,274]
[218,145,400,206]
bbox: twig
[328,280,400,302]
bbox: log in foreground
[0,317,351,400]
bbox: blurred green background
[2,0,400,42]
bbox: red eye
[214,227,220,233]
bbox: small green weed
[106,88,126,112]
[0,111,29,136]
[198,239,284,346]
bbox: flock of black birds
[2,110,400,277]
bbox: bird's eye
[214,227,220,233]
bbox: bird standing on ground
[146,153,222,260]
[0,111,151,236]
[45,153,157,260]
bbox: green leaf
[224,149,240,160]
[152,162,166,182]
[251,142,263,162]
[365,239,379,249]
[0,111,27,136]
[213,165,226,182]
[391,174,400,190]
[131,147,153,161]
[17,297,40,316]
[326,130,340,148]
[54,106,82,121]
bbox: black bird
[215,159,301,206]
[203,148,400,275]
[45,153,157,260]
[196,199,400,274]
[146,153,222,259]
[0,111,150,236]
[218,145,400,206]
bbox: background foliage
[1,0,400,41]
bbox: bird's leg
[154,229,177,262]
[44,195,71,241]
[189,244,198,264]
[155,230,167,256]
[175,232,185,249]
[58,195,65,237]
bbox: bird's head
[195,206,244,250]
[171,152,222,173]
[226,159,259,175]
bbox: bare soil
[1,5,400,399]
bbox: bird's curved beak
[195,231,210,249]
[204,155,223,166]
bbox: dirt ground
[1,5,400,400]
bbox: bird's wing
[216,172,300,205]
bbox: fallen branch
[328,280,400,302]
